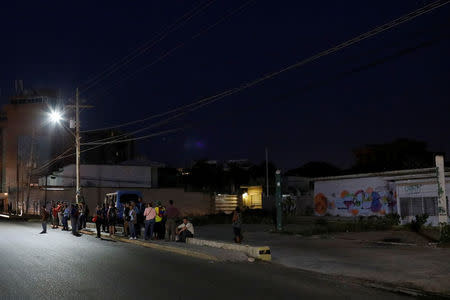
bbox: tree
[351,139,434,172]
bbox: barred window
[400,197,438,217]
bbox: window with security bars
[400,197,437,217]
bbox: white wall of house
[314,175,450,226]
[39,164,155,188]
[313,177,396,217]
[395,179,450,226]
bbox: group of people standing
[92,198,194,242]
[40,202,90,237]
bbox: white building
[313,167,450,226]
[38,163,159,188]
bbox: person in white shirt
[176,218,194,242]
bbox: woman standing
[107,204,117,236]
[94,205,103,238]
[51,204,59,229]
[144,202,156,240]
[129,202,137,240]
[232,206,243,243]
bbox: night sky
[1,0,449,170]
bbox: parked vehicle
[105,190,142,221]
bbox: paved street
[194,224,450,295]
[0,221,411,300]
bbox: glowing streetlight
[49,110,62,123]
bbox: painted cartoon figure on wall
[314,187,396,216]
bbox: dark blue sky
[1,0,449,170]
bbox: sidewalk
[80,225,249,263]
[193,224,450,296]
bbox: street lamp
[47,101,81,204]
[48,110,62,123]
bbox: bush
[384,213,401,226]
[410,214,429,232]
[439,224,450,244]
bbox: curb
[80,229,218,262]
[186,238,271,261]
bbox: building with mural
[313,167,450,226]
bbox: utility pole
[75,88,81,204]
[66,91,92,204]
[265,147,269,197]
[275,169,282,231]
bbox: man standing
[123,202,131,237]
[70,204,80,236]
[135,197,144,238]
[165,200,180,241]
[40,205,49,234]
[62,203,70,231]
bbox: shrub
[410,214,429,232]
[439,224,450,244]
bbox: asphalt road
[0,221,411,300]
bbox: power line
[79,0,217,94]
[32,128,182,174]
[81,128,182,145]
[81,113,186,144]
[87,0,255,101]
[80,0,449,134]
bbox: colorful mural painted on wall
[314,187,397,216]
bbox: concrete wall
[34,187,213,217]
[313,177,397,217]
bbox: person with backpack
[107,203,117,237]
[129,202,137,240]
[40,205,49,234]
[123,202,131,237]
[70,204,80,236]
[154,201,165,240]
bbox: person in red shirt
[51,204,59,229]
[165,200,180,242]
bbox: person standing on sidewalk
[135,197,144,238]
[70,204,80,236]
[57,202,63,227]
[40,205,49,234]
[123,202,131,237]
[78,203,85,230]
[94,205,103,239]
[62,203,70,231]
[154,201,163,240]
[165,200,179,242]
[102,203,108,233]
[144,202,156,240]
[51,204,59,229]
[129,202,137,240]
[232,206,243,243]
[107,204,117,237]
[84,204,90,229]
